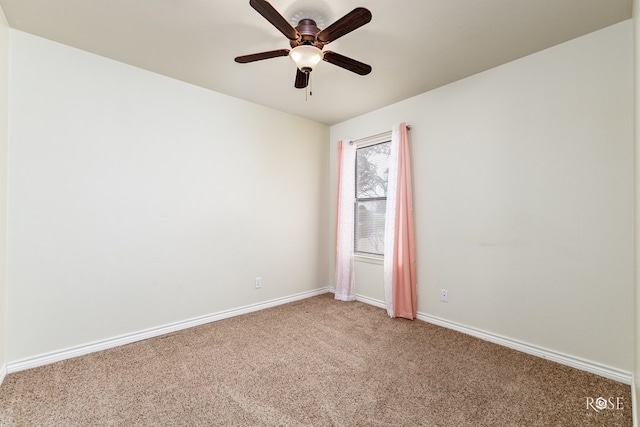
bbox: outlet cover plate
[440,289,448,302]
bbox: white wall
[6,30,329,363]
[330,21,634,373]
[0,6,9,379]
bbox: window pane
[355,200,386,255]
[356,143,391,198]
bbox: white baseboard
[355,294,632,385]
[7,287,330,374]
[0,364,6,386]
[418,312,631,384]
[356,294,386,309]
[329,288,387,310]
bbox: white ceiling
[0,0,632,125]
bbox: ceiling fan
[234,0,372,89]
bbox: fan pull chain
[305,72,313,101]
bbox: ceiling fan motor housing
[292,19,323,49]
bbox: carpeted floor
[0,293,632,426]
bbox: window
[354,139,391,256]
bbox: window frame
[353,131,392,259]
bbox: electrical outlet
[440,289,448,303]
[255,277,262,289]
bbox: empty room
[0,0,638,425]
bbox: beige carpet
[0,293,632,426]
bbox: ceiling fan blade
[249,0,299,41]
[294,69,309,89]
[235,49,290,63]
[316,7,372,44]
[323,51,371,75]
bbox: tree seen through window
[355,141,391,255]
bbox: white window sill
[354,254,384,265]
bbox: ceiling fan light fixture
[289,45,323,73]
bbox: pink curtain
[334,140,343,264]
[334,140,356,301]
[384,123,416,319]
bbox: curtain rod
[350,124,411,145]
